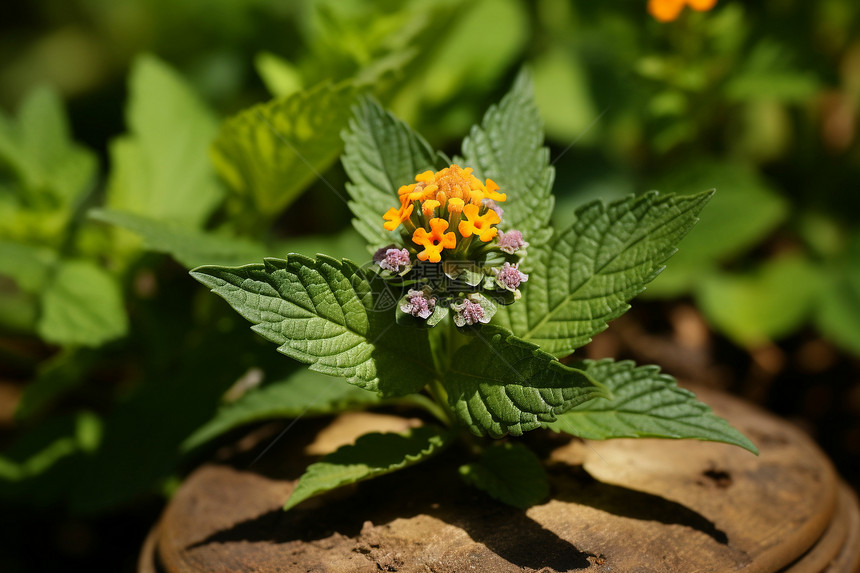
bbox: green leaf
[645,161,788,297]
[90,208,267,268]
[0,86,97,207]
[460,69,555,247]
[190,255,436,397]
[342,96,439,246]
[494,191,712,358]
[182,368,380,451]
[459,442,549,509]
[37,259,128,347]
[106,54,223,227]
[696,256,821,347]
[255,51,303,97]
[211,81,355,218]
[444,328,609,438]
[545,359,758,454]
[0,238,57,292]
[285,425,451,510]
[816,238,860,356]
[15,349,96,420]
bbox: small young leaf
[341,96,439,246]
[37,260,128,347]
[90,208,267,268]
[494,191,712,358]
[106,55,223,227]
[0,238,57,292]
[211,81,355,218]
[544,359,758,454]
[285,425,451,510]
[444,328,609,438]
[182,369,380,451]
[459,442,549,509]
[190,255,436,397]
[460,69,555,247]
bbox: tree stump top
[140,384,860,573]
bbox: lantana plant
[191,72,757,510]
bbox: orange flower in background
[412,218,456,262]
[648,0,716,22]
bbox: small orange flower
[383,200,414,231]
[459,203,500,242]
[412,218,457,262]
[648,0,716,21]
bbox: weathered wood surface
[139,385,860,573]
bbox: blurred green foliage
[0,0,859,526]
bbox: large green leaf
[494,191,712,358]
[459,442,549,509]
[182,368,380,451]
[37,260,128,347]
[444,328,608,438]
[0,86,96,207]
[285,425,451,510]
[459,69,555,247]
[106,54,223,227]
[211,81,355,218]
[191,255,436,397]
[90,208,267,269]
[544,359,758,454]
[341,96,439,246]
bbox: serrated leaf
[696,256,821,347]
[182,368,380,451]
[459,69,555,247]
[191,255,436,397]
[342,96,439,246]
[90,208,267,268]
[544,359,758,454]
[37,260,128,347]
[212,81,355,218]
[444,328,608,438]
[285,425,451,510]
[459,442,549,509]
[106,55,223,227]
[494,191,712,358]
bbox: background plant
[1,1,859,571]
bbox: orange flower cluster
[382,165,506,263]
[648,0,716,22]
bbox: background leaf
[105,54,223,227]
[645,161,788,297]
[459,442,549,509]
[211,81,355,219]
[37,260,128,347]
[494,191,712,358]
[341,96,439,247]
[460,69,555,247]
[544,359,758,453]
[696,255,821,347]
[182,368,380,451]
[444,328,608,438]
[191,255,436,397]
[285,425,451,510]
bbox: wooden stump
[139,385,860,573]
